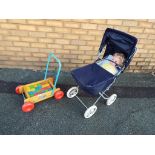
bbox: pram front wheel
[84,105,97,118]
[67,87,78,98]
[106,94,117,106]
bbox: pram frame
[67,28,137,118]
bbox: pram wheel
[67,87,78,98]
[106,94,117,106]
[84,105,97,118]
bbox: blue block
[29,91,34,96]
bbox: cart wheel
[54,90,64,100]
[106,94,117,106]
[15,85,23,94]
[84,105,97,119]
[67,87,78,98]
[22,102,35,112]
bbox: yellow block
[42,83,50,88]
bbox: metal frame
[74,89,111,110]
[74,78,116,110]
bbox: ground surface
[0,68,155,135]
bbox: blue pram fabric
[71,63,114,95]
[71,28,138,96]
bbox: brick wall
[0,19,155,72]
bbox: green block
[29,85,35,89]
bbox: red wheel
[54,90,64,100]
[15,85,23,94]
[22,102,35,112]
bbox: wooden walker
[15,53,64,112]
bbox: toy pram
[67,28,138,118]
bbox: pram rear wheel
[84,105,97,118]
[67,87,78,98]
[106,94,117,106]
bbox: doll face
[112,54,124,66]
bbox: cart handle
[44,52,62,91]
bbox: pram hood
[98,28,138,60]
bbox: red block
[34,92,40,96]
[41,86,51,91]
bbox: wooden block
[42,84,50,88]
[41,86,51,91]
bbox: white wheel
[84,105,97,118]
[106,94,117,106]
[67,87,79,98]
